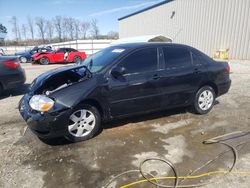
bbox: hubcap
[20,57,27,63]
[198,90,214,111]
[68,109,96,137]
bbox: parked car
[19,43,231,142]
[0,56,26,94]
[32,48,87,65]
[0,48,5,56]
[15,46,53,63]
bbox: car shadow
[39,100,220,146]
[42,107,190,146]
[0,83,30,100]
[38,137,73,146]
[103,107,189,129]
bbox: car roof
[111,42,193,50]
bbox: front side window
[163,47,191,68]
[119,48,158,74]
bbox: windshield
[81,46,126,73]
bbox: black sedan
[19,43,231,142]
[0,56,26,94]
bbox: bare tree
[21,24,27,41]
[9,16,19,42]
[62,17,76,40]
[27,16,34,40]
[90,19,99,39]
[74,19,80,39]
[46,20,54,42]
[62,17,68,41]
[107,31,119,39]
[54,16,63,42]
[18,27,22,42]
[36,17,46,43]
[67,17,75,40]
[80,21,90,39]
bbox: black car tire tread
[40,57,50,65]
[193,86,215,115]
[65,104,101,142]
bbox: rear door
[158,46,201,107]
[107,47,162,116]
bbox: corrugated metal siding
[119,0,250,60]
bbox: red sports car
[32,48,87,65]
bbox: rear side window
[57,49,65,53]
[192,50,212,65]
[163,47,191,68]
[119,48,158,74]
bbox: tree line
[7,16,118,46]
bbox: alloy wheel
[198,90,214,111]
[68,109,96,137]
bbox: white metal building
[118,0,250,60]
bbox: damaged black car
[19,43,231,142]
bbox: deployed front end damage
[19,65,93,138]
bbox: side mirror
[111,67,126,78]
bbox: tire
[73,56,82,64]
[193,86,215,114]
[39,57,50,65]
[65,104,101,142]
[20,56,28,63]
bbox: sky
[0,0,164,39]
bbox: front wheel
[40,57,50,65]
[193,86,216,114]
[65,104,101,142]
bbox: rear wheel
[193,86,215,114]
[40,57,50,65]
[20,56,28,63]
[73,56,82,64]
[65,104,101,142]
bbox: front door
[107,47,161,117]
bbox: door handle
[193,68,202,74]
[152,74,161,80]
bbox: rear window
[163,47,191,68]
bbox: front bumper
[19,94,71,139]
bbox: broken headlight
[29,95,54,112]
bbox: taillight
[3,60,20,69]
[225,63,230,74]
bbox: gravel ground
[0,61,249,188]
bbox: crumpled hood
[29,65,90,94]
